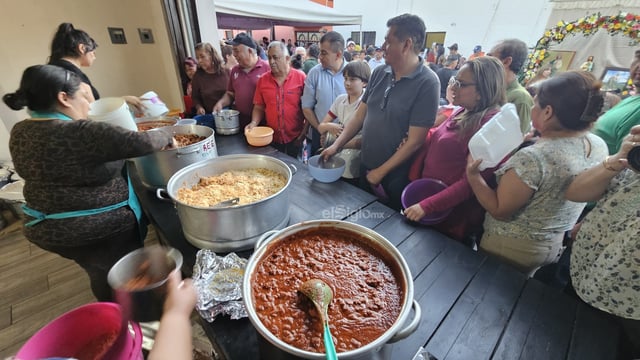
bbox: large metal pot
[213,109,240,135]
[134,115,178,131]
[132,124,217,188]
[157,154,294,251]
[243,220,421,360]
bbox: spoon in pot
[212,197,240,208]
[300,279,337,360]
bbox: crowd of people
[3,12,640,358]
[197,16,639,356]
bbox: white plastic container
[88,97,138,131]
[140,91,169,118]
[468,103,524,170]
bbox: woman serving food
[3,64,174,301]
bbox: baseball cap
[225,33,257,50]
[448,43,458,50]
[347,40,356,47]
[374,46,382,51]
[473,45,482,52]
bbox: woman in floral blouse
[466,71,608,276]
[566,125,640,358]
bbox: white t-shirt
[324,93,363,178]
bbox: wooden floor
[0,212,94,357]
[0,210,169,358]
[0,212,215,359]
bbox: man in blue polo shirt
[301,31,347,155]
[322,14,440,210]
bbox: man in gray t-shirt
[322,14,439,210]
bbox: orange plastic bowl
[245,126,274,147]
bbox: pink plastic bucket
[16,302,143,360]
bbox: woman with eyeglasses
[3,64,174,301]
[404,56,507,244]
[466,71,608,276]
[48,22,144,113]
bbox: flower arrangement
[520,12,640,84]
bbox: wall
[0,0,183,161]
[332,0,553,56]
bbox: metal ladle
[212,197,240,208]
[300,279,338,360]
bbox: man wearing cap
[368,47,385,70]
[322,14,440,210]
[468,45,485,60]
[488,39,533,134]
[302,31,347,155]
[214,33,270,128]
[346,40,356,53]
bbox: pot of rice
[158,154,294,251]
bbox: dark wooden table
[131,133,622,360]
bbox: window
[296,31,323,47]
[349,32,376,48]
[350,32,360,45]
[362,32,376,48]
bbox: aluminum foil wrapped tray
[193,250,248,322]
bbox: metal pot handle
[176,147,200,157]
[156,188,173,202]
[255,230,279,249]
[288,164,298,175]
[387,300,421,343]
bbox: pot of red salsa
[243,220,421,360]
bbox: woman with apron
[3,65,174,301]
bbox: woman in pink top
[405,56,507,243]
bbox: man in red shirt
[214,33,270,128]
[247,41,307,157]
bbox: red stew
[252,227,404,353]
[136,120,175,131]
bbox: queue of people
[4,13,640,359]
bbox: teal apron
[21,112,146,240]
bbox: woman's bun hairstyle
[3,64,82,112]
[536,71,603,131]
[2,90,27,111]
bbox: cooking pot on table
[131,124,217,188]
[213,109,240,135]
[157,154,295,251]
[134,116,178,131]
[243,220,421,360]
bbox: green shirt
[592,95,640,154]
[506,78,533,135]
[302,58,319,74]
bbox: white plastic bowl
[307,155,345,183]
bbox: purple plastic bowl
[401,178,452,225]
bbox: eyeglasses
[380,79,396,111]
[451,79,476,89]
